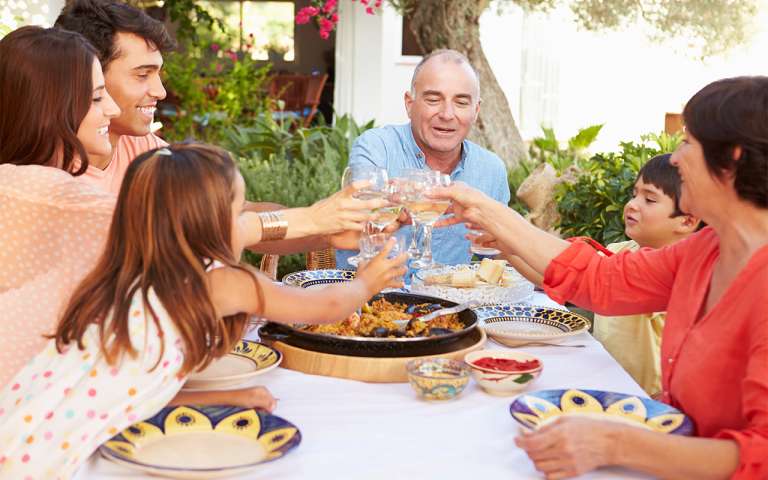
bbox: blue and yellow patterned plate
[100,405,301,479]
[184,340,281,391]
[510,389,694,435]
[282,269,355,289]
[473,304,590,346]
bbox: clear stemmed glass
[397,169,429,260]
[403,171,451,270]
[341,165,389,267]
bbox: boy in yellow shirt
[505,154,700,395]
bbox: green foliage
[230,114,375,276]
[554,132,682,245]
[530,124,603,173]
[158,0,223,42]
[567,0,758,57]
[161,41,272,144]
[0,22,11,39]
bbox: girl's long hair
[54,143,263,375]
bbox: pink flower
[210,43,220,52]
[319,30,330,39]
[366,6,374,14]
[374,0,382,6]
[331,13,339,22]
[296,6,319,24]
[323,0,337,14]
[215,63,224,73]
[320,17,334,31]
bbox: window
[401,16,424,56]
[199,1,295,61]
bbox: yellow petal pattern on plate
[215,409,262,440]
[103,440,136,458]
[258,427,298,452]
[120,422,163,446]
[164,406,213,434]
[233,341,280,369]
[522,394,562,424]
[512,412,543,429]
[606,396,647,423]
[646,413,685,433]
[560,389,603,413]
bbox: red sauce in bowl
[472,357,540,372]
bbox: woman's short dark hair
[683,76,768,209]
[55,0,175,70]
[0,26,94,174]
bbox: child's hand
[226,386,277,412]
[356,238,409,295]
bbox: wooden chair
[258,247,337,281]
[268,73,329,127]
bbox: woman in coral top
[435,76,768,479]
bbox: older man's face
[405,59,480,159]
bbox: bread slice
[477,258,506,284]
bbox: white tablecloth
[78,294,651,480]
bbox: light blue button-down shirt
[336,123,510,268]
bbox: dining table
[77,292,653,480]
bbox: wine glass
[341,165,389,266]
[403,171,451,270]
[468,229,502,260]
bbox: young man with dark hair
[55,0,174,194]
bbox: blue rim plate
[510,389,694,435]
[183,340,282,391]
[100,405,301,479]
[472,304,590,345]
[282,269,355,289]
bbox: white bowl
[464,350,542,396]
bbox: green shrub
[554,132,682,245]
[230,114,375,277]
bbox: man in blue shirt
[337,49,510,267]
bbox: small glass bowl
[405,358,471,401]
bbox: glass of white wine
[404,171,451,270]
[341,165,390,266]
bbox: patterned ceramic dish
[510,389,694,435]
[282,269,355,289]
[100,405,302,479]
[473,304,590,346]
[464,349,542,396]
[411,264,534,305]
[405,358,471,401]
[183,340,281,391]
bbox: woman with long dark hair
[0,26,120,387]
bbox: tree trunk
[406,0,527,169]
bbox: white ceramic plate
[183,340,281,391]
[100,406,301,479]
[472,304,590,346]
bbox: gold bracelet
[258,210,288,241]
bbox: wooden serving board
[267,328,487,383]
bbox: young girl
[0,143,407,479]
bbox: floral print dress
[0,288,186,479]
